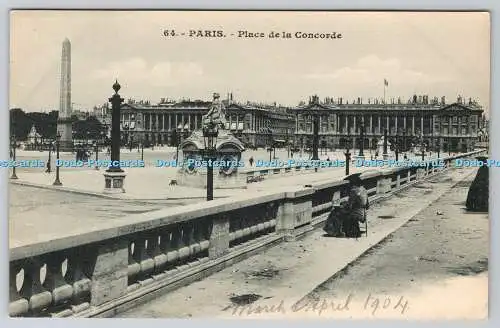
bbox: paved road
[9,184,186,248]
[299,171,488,319]
[9,147,436,173]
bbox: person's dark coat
[466,156,489,212]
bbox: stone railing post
[332,190,341,205]
[277,187,314,241]
[376,169,392,194]
[208,214,230,259]
[89,239,129,307]
[416,167,426,180]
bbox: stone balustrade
[245,162,342,183]
[9,150,485,318]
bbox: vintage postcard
[8,10,489,319]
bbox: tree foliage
[10,108,105,140]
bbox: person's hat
[344,172,363,184]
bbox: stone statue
[202,93,227,129]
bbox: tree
[72,115,105,140]
[10,108,58,140]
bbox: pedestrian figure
[45,160,51,173]
[249,156,254,167]
[466,156,489,212]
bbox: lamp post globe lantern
[53,131,62,186]
[203,120,219,201]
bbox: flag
[384,79,389,87]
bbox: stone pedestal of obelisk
[57,38,73,151]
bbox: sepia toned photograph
[8,10,490,319]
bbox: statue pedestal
[103,170,126,193]
[383,153,389,160]
[177,129,246,189]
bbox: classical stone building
[119,98,295,148]
[224,102,294,147]
[293,94,484,153]
[116,93,483,152]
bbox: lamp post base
[103,171,126,194]
[354,154,365,161]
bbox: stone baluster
[42,254,74,308]
[23,258,53,313]
[9,261,29,316]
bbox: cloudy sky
[10,11,490,114]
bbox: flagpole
[383,79,387,105]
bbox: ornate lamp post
[345,135,351,176]
[358,123,365,159]
[403,130,407,157]
[312,115,319,161]
[173,129,180,161]
[421,135,425,161]
[94,137,100,170]
[53,131,62,186]
[395,139,399,161]
[437,139,441,158]
[10,134,18,180]
[286,129,290,158]
[267,128,273,161]
[203,120,219,201]
[383,128,389,160]
[103,80,126,193]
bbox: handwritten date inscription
[228,293,409,317]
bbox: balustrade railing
[9,150,485,317]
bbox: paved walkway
[117,166,477,318]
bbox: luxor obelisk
[57,38,73,149]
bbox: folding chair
[359,212,368,237]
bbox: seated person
[323,201,349,237]
[324,173,369,238]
